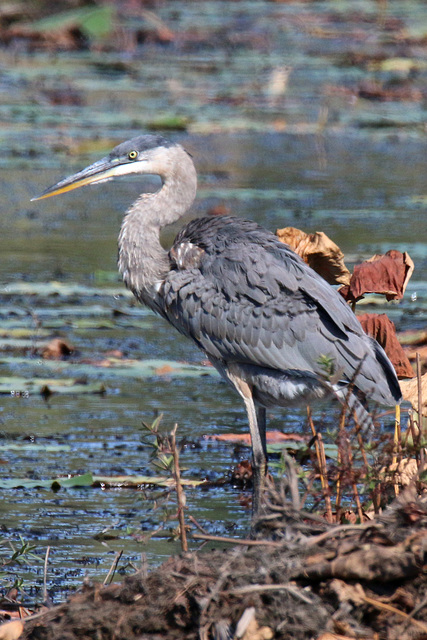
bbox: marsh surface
[0,0,426,600]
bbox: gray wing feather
[162,216,400,406]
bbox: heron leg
[226,366,268,517]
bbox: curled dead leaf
[357,313,415,379]
[340,250,414,303]
[276,226,351,285]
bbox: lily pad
[0,358,217,382]
[0,443,71,452]
[0,376,105,395]
[0,472,205,490]
[0,282,133,299]
[267,441,340,461]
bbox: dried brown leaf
[400,373,427,416]
[381,458,418,486]
[340,250,414,303]
[0,620,24,640]
[205,431,306,444]
[41,338,74,360]
[357,313,415,379]
[276,226,351,285]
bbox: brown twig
[393,404,401,497]
[192,533,281,547]
[188,514,209,535]
[171,423,188,553]
[318,433,334,523]
[361,594,427,633]
[305,520,380,547]
[227,583,314,604]
[346,438,364,522]
[103,550,123,586]
[401,594,427,632]
[336,392,352,522]
[353,412,369,472]
[43,546,50,603]
[307,406,333,523]
[417,353,425,470]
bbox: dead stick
[306,520,378,547]
[318,434,333,523]
[353,412,369,472]
[346,439,364,522]
[227,583,313,604]
[103,550,123,586]
[393,404,401,497]
[192,533,281,547]
[307,407,332,523]
[335,405,347,519]
[393,404,401,464]
[171,423,188,553]
[188,514,209,535]
[43,546,50,603]
[417,353,425,471]
[402,594,427,631]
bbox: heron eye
[128,150,138,160]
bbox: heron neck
[117,148,197,309]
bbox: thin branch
[417,353,425,470]
[307,407,333,522]
[402,594,427,631]
[171,423,188,553]
[188,515,209,535]
[43,546,50,603]
[192,533,281,547]
[103,550,123,586]
[227,583,314,604]
[305,521,381,547]
[362,594,427,633]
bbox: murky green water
[0,0,427,601]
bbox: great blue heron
[33,134,402,516]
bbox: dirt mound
[18,485,427,640]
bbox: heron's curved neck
[118,146,197,309]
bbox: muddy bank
[19,485,427,640]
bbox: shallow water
[0,0,427,601]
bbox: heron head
[32,135,178,201]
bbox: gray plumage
[35,134,402,518]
